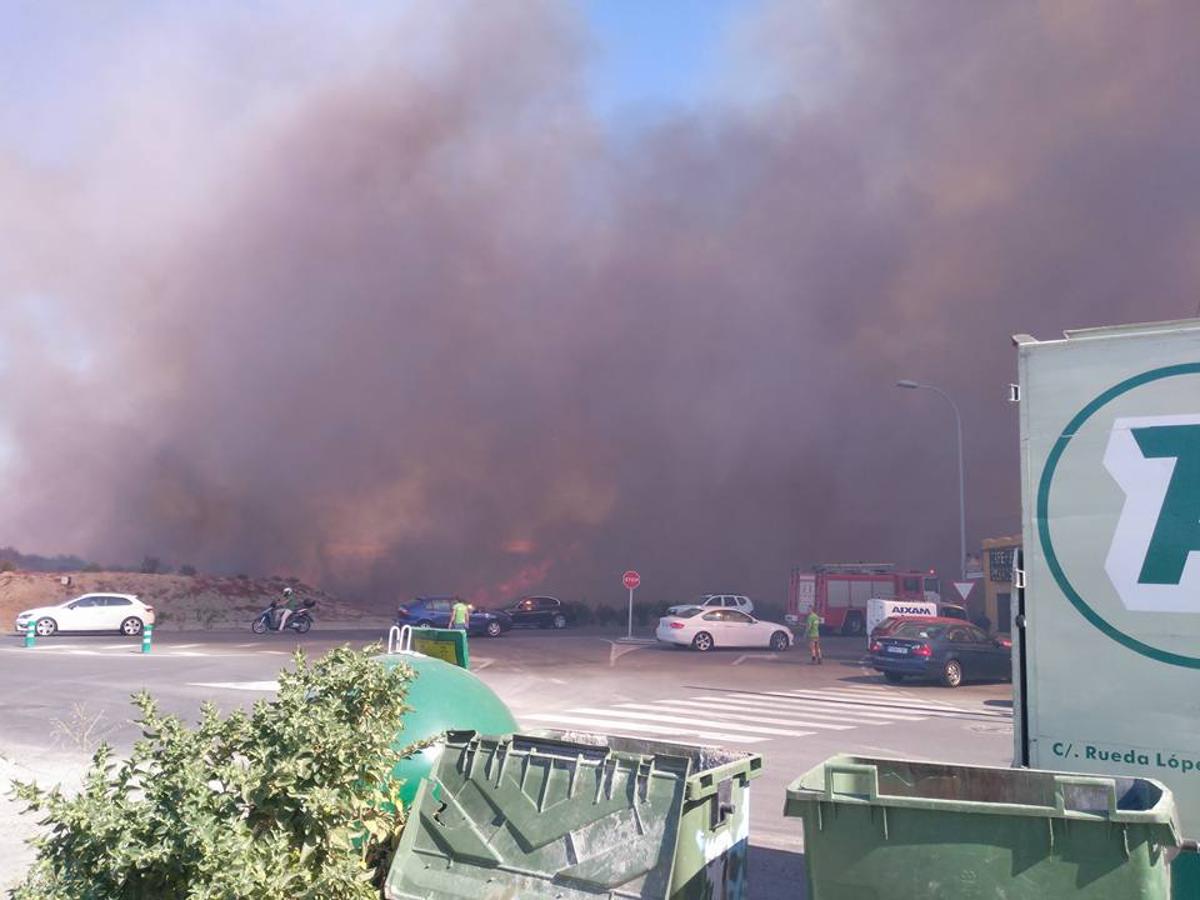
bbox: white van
[865,597,938,646]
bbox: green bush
[0,559,15,573]
[12,646,420,899]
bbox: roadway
[0,626,1014,896]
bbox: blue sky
[0,1,758,165]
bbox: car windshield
[894,622,948,640]
[674,608,704,619]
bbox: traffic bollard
[141,623,153,654]
[24,619,35,648]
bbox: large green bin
[385,729,762,899]
[784,755,1180,899]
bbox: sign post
[622,570,641,639]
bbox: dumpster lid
[385,730,761,899]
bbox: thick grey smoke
[3,1,1199,607]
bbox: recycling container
[385,728,763,899]
[784,754,1181,899]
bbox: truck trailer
[1013,318,1200,890]
[787,563,941,635]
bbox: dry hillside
[0,571,385,631]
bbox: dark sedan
[395,595,512,638]
[869,618,1012,687]
[504,595,575,629]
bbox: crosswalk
[519,684,1011,746]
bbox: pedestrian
[805,608,824,664]
[449,597,472,633]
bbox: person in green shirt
[449,598,472,632]
[805,610,824,664]
[276,587,300,631]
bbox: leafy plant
[12,646,421,899]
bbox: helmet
[283,587,294,596]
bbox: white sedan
[656,608,793,652]
[14,593,156,637]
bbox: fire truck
[787,563,942,636]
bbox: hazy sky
[3,2,1198,608]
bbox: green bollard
[141,622,153,654]
[24,619,35,648]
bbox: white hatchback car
[656,607,792,652]
[14,593,156,637]
[666,594,754,617]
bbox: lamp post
[896,379,966,581]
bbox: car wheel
[294,616,312,634]
[841,614,864,637]
[883,672,904,684]
[552,614,567,630]
[486,621,502,638]
[942,659,964,688]
[692,632,714,652]
[35,617,57,637]
[252,617,268,634]
[120,617,144,636]
[769,631,789,651]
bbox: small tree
[139,556,161,575]
[12,646,420,898]
[178,564,197,577]
[0,559,15,573]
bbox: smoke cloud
[3,1,1199,607]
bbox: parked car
[666,594,754,617]
[656,607,792,652]
[395,595,511,638]
[504,596,575,629]
[869,617,1012,687]
[14,593,155,637]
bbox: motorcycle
[251,602,314,634]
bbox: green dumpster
[385,729,763,899]
[784,755,1181,899]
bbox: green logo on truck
[1039,364,1200,667]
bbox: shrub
[0,559,15,573]
[179,564,197,577]
[11,646,420,899]
[140,556,161,575]
[592,604,619,626]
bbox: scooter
[251,604,314,634]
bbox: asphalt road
[0,625,1014,896]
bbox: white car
[666,594,754,617]
[656,607,792,652]
[14,593,156,637]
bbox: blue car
[395,595,512,638]
[869,618,1012,687]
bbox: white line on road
[732,653,778,666]
[189,681,280,691]
[693,693,928,721]
[522,712,762,745]
[645,699,855,730]
[572,706,817,738]
[778,688,1012,718]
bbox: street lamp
[896,379,966,581]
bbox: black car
[504,595,574,629]
[395,595,512,638]
[869,619,1012,687]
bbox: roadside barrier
[24,619,35,648]
[141,622,153,653]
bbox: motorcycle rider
[275,587,299,631]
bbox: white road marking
[573,706,816,738]
[189,681,280,691]
[645,699,855,730]
[697,692,927,721]
[732,653,778,666]
[522,713,761,745]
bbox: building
[982,535,1021,633]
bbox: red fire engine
[787,563,941,636]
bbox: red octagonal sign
[622,570,641,590]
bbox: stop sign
[622,570,641,590]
